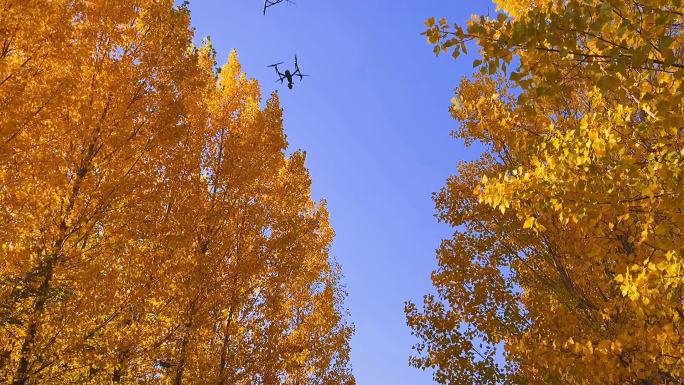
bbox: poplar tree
[0,1,353,384]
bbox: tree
[0,1,353,384]
[407,1,684,384]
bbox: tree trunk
[173,301,197,385]
[12,261,54,385]
[216,305,235,385]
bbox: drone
[268,55,309,89]
[263,0,291,15]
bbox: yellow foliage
[409,0,684,384]
[0,1,353,384]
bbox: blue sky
[187,1,490,383]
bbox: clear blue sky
[187,1,490,383]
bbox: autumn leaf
[410,1,684,383]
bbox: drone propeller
[293,54,309,79]
[267,62,284,68]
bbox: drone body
[268,55,309,89]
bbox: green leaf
[631,46,651,67]
[659,36,674,51]
[597,75,618,91]
[599,2,612,16]
[664,49,676,67]
[488,61,498,75]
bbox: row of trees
[409,0,683,384]
[0,1,353,384]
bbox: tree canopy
[0,1,353,384]
[408,0,684,383]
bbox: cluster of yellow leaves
[409,0,684,384]
[0,1,354,385]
